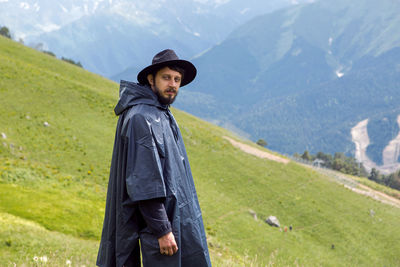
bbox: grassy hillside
[1,36,400,266]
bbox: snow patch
[20,2,29,9]
[214,0,231,8]
[150,30,160,36]
[110,3,159,26]
[215,0,230,4]
[93,1,99,12]
[328,37,333,46]
[177,16,200,37]
[36,23,61,32]
[282,8,300,28]
[292,48,302,56]
[33,2,40,12]
[335,67,344,78]
[59,4,68,13]
[336,70,344,78]
[194,6,204,13]
[240,8,250,15]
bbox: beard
[154,85,178,105]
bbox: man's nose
[169,79,178,88]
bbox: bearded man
[97,49,212,267]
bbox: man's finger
[168,246,174,256]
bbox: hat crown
[152,49,179,65]
[137,49,196,87]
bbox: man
[97,49,212,267]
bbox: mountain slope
[1,36,400,266]
[175,0,400,171]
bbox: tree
[315,151,333,168]
[61,57,83,68]
[43,50,56,57]
[0,26,11,39]
[34,43,44,51]
[369,168,380,182]
[334,152,346,160]
[301,150,312,161]
[384,172,400,190]
[294,150,369,177]
[389,176,400,190]
[256,139,267,147]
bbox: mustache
[166,88,177,93]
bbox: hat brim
[137,59,197,87]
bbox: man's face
[148,67,182,105]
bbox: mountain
[0,0,100,39]
[174,0,400,174]
[2,36,400,266]
[0,0,312,77]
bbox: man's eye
[163,76,170,80]
[175,78,181,83]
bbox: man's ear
[147,74,154,86]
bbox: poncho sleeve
[138,198,172,238]
[125,112,166,202]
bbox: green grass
[0,212,98,266]
[354,175,400,200]
[1,35,400,266]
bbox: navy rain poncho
[97,80,211,267]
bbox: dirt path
[351,183,400,208]
[303,164,400,209]
[223,136,400,208]
[223,136,290,164]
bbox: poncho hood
[114,80,167,116]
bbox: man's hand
[158,232,178,256]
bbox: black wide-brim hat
[137,49,197,87]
